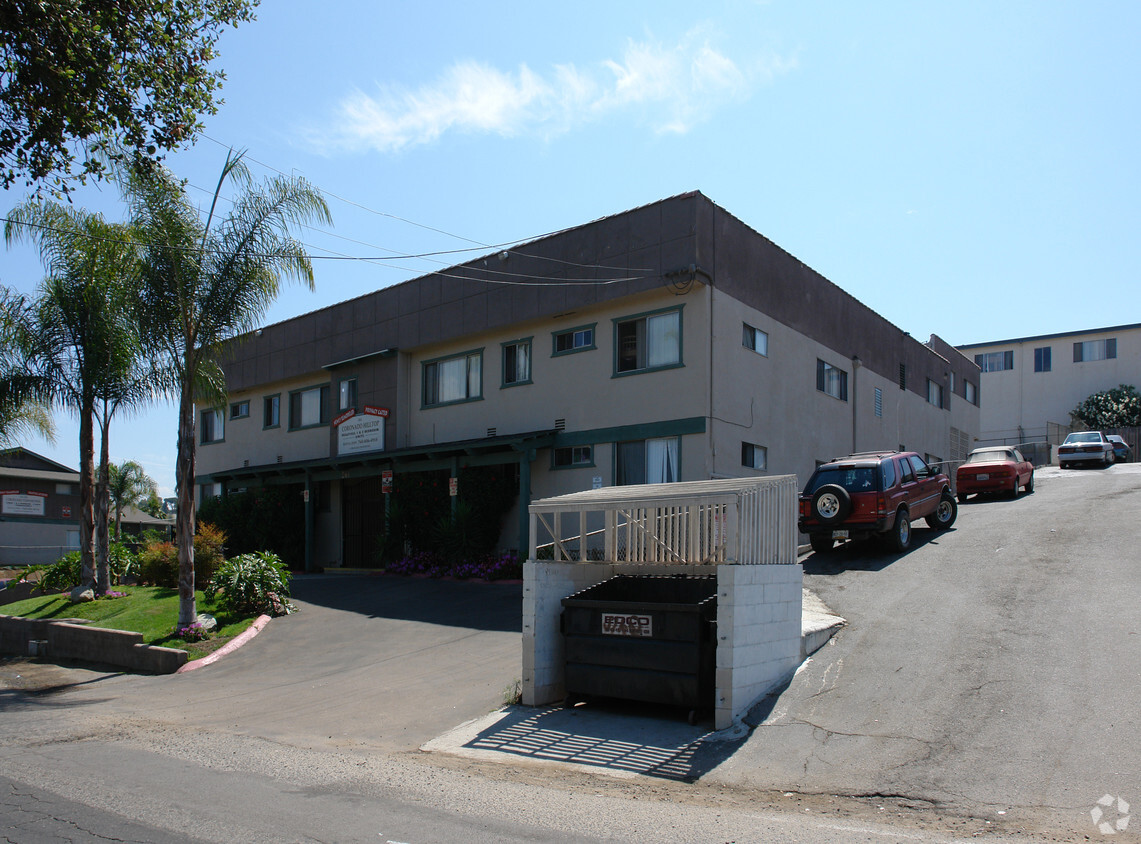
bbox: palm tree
[0,289,56,447]
[105,459,158,539]
[5,202,142,592]
[123,151,331,627]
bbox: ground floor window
[617,436,679,485]
[742,442,767,471]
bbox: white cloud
[316,29,794,153]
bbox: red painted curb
[176,614,272,673]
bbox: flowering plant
[174,621,209,642]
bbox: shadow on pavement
[802,528,952,575]
[290,573,522,633]
[442,702,745,783]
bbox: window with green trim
[289,385,330,429]
[553,445,593,468]
[338,378,357,411]
[616,436,678,484]
[502,339,532,386]
[229,400,249,420]
[200,409,224,444]
[615,308,681,374]
[552,325,595,356]
[423,350,482,406]
[263,394,280,428]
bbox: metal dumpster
[560,574,717,723]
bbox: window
[1073,338,1116,362]
[741,442,767,471]
[552,324,595,356]
[816,359,848,401]
[742,323,768,356]
[965,381,977,405]
[229,400,249,420]
[200,409,223,444]
[874,387,883,418]
[338,378,357,411]
[553,445,593,468]
[615,308,681,374]
[502,338,532,386]
[55,482,76,495]
[881,458,896,489]
[927,379,944,408]
[423,350,482,406]
[1034,346,1052,372]
[198,481,221,502]
[616,437,679,485]
[975,351,1013,372]
[288,385,330,429]
[263,395,280,429]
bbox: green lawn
[1,586,258,660]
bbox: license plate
[834,530,849,539]
[977,473,989,480]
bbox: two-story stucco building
[957,323,1141,448]
[196,192,980,571]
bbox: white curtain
[646,437,678,483]
[300,389,319,426]
[467,354,481,397]
[647,311,680,368]
[439,357,467,402]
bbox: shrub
[136,524,226,589]
[205,551,296,617]
[37,552,82,592]
[108,541,136,583]
[197,487,305,570]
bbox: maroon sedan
[955,446,1034,501]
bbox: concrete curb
[176,614,272,674]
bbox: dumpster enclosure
[522,476,802,731]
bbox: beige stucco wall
[962,324,1141,443]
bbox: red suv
[799,451,957,553]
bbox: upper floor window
[975,351,1013,372]
[502,338,532,387]
[338,378,357,411]
[263,394,280,429]
[423,350,482,407]
[229,400,249,420]
[742,442,767,471]
[200,409,224,444]
[1034,346,1052,372]
[816,359,848,401]
[615,308,681,374]
[965,381,978,405]
[552,324,595,356]
[289,385,330,429]
[1073,338,1116,362]
[742,323,768,356]
[927,379,944,408]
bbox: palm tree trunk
[175,380,198,627]
[94,414,112,595]
[77,401,96,591]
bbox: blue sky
[5,0,1139,495]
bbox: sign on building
[334,405,389,456]
[2,491,46,517]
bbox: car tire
[1008,477,1019,498]
[809,533,835,554]
[811,485,851,526]
[1104,451,1115,468]
[957,493,968,504]
[1060,462,1068,469]
[1025,472,1034,493]
[925,493,957,530]
[886,509,911,552]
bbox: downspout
[852,356,862,453]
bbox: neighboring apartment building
[0,448,81,565]
[957,323,1141,446]
[197,192,980,570]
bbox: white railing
[529,475,798,565]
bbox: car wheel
[1025,472,1034,493]
[811,484,851,526]
[809,533,835,554]
[925,493,957,530]
[886,510,911,552]
[956,493,968,504]
[1104,450,1115,467]
[1059,462,1068,470]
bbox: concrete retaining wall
[0,614,187,674]
[522,560,803,730]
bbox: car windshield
[966,449,1015,464]
[1064,432,1103,444]
[805,466,878,495]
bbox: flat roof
[956,322,1141,350]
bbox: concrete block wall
[0,614,188,673]
[522,561,712,706]
[714,563,803,730]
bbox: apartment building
[957,323,1141,446]
[196,192,980,570]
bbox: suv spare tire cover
[812,484,852,525]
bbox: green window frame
[229,400,249,420]
[288,384,331,430]
[612,306,683,376]
[501,337,533,388]
[338,377,358,412]
[263,394,280,429]
[552,323,596,357]
[552,444,594,469]
[200,408,224,444]
[422,348,483,408]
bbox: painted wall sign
[2,493,45,517]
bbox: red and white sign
[448,477,458,497]
[381,470,393,494]
[364,405,389,417]
[601,613,653,637]
[337,409,386,456]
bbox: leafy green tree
[0,0,257,194]
[1071,384,1141,429]
[105,459,159,539]
[124,151,330,627]
[4,201,142,592]
[140,489,165,519]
